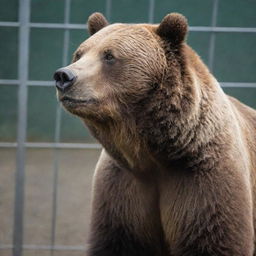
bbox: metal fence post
[208,0,219,71]
[148,0,155,23]
[50,0,72,254]
[13,0,31,255]
[105,0,112,21]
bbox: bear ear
[87,12,109,36]
[156,13,188,45]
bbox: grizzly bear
[54,12,256,256]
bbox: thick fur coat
[55,12,256,256]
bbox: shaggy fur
[56,12,256,256]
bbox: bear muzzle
[54,67,77,92]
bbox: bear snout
[54,67,77,92]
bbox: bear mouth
[60,96,98,107]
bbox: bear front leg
[86,150,167,256]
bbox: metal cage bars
[1,21,256,32]
[13,0,30,256]
[0,0,256,255]
[50,0,70,255]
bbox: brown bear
[54,12,256,256]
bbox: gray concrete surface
[0,148,101,256]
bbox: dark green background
[0,0,255,142]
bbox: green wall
[0,0,255,142]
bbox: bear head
[54,12,207,170]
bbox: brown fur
[88,12,109,36]
[56,12,256,256]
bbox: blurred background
[0,0,255,255]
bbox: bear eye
[74,51,82,61]
[103,51,115,63]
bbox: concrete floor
[0,148,102,256]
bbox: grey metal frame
[13,1,30,256]
[1,0,256,255]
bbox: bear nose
[53,67,76,92]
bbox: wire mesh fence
[0,0,256,255]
